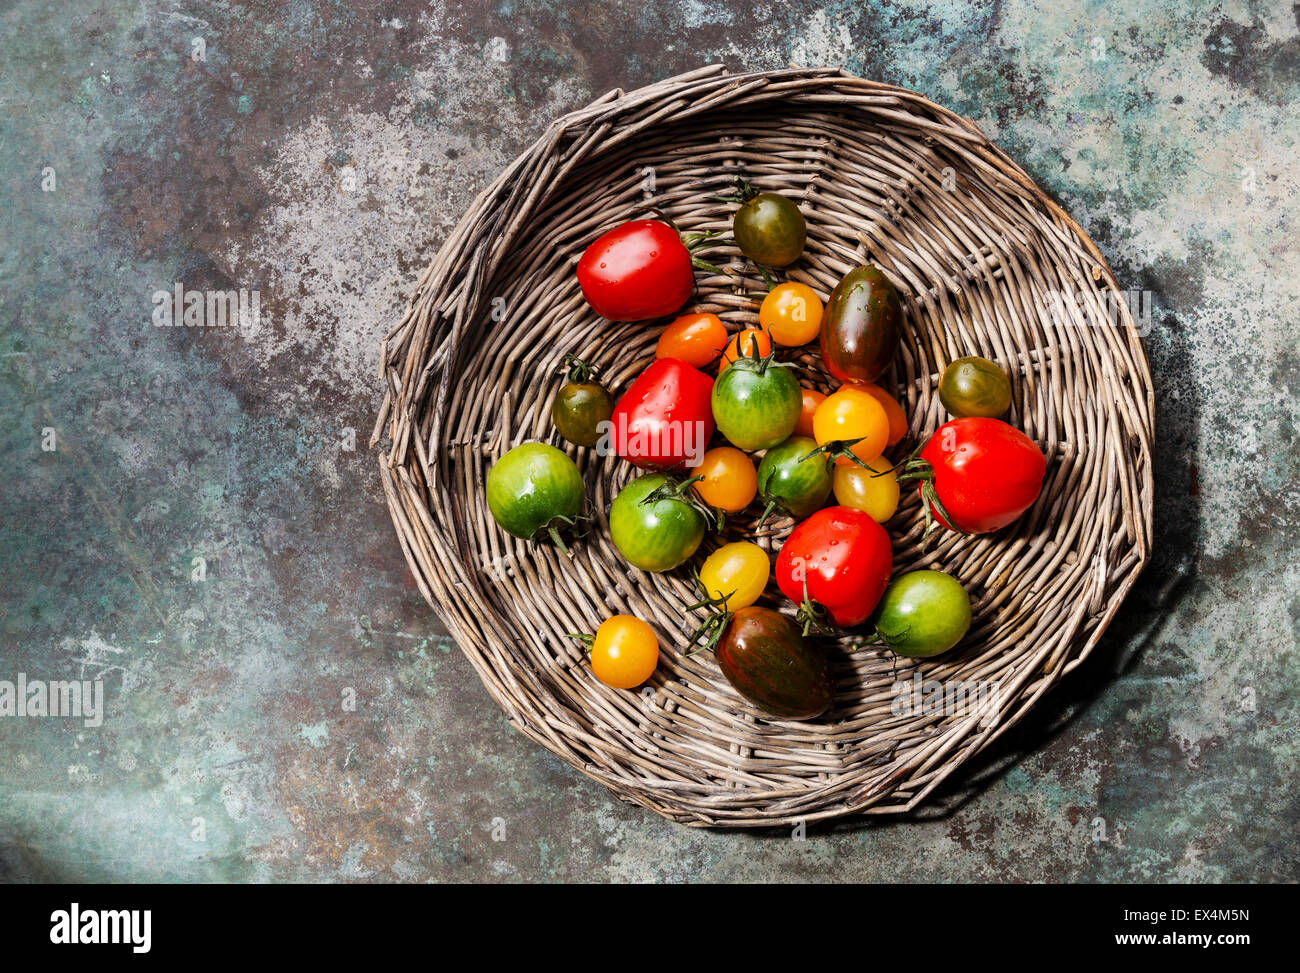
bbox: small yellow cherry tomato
[860,383,908,446]
[699,542,770,610]
[719,327,772,370]
[833,457,900,522]
[590,615,659,689]
[812,386,890,466]
[759,282,823,346]
[693,447,758,512]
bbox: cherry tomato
[656,313,728,369]
[820,265,901,383]
[812,386,890,467]
[608,358,714,470]
[609,473,707,572]
[551,357,613,448]
[794,387,826,438]
[712,354,801,451]
[832,458,899,523]
[732,184,807,268]
[589,615,659,689]
[486,442,585,549]
[914,417,1046,534]
[757,436,833,523]
[939,357,1012,418]
[759,282,823,346]
[577,220,693,321]
[719,328,772,371]
[872,571,971,659]
[775,506,892,630]
[693,447,757,513]
[699,542,770,610]
[860,383,908,446]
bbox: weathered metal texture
[1,0,1296,881]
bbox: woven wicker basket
[373,65,1154,827]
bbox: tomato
[832,457,899,523]
[776,506,892,630]
[860,383,908,446]
[719,327,772,370]
[485,442,585,550]
[699,542,769,610]
[794,387,825,438]
[609,473,707,572]
[820,265,901,383]
[939,356,1012,418]
[909,417,1046,534]
[656,312,728,368]
[607,358,714,470]
[760,282,823,346]
[551,357,613,448]
[711,354,801,451]
[693,447,757,513]
[577,220,693,321]
[811,386,890,467]
[588,615,660,688]
[756,436,833,524]
[872,571,971,658]
[730,182,807,268]
[714,607,833,719]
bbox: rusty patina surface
[1,0,1296,881]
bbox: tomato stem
[799,439,873,470]
[561,354,600,385]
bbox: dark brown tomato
[819,265,901,384]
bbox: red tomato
[916,417,1046,533]
[577,220,693,321]
[775,506,892,629]
[608,358,715,470]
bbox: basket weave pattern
[374,66,1155,827]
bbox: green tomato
[551,357,614,448]
[486,442,585,548]
[734,192,807,268]
[609,473,706,573]
[756,436,832,524]
[872,570,972,658]
[939,356,1012,418]
[712,356,801,451]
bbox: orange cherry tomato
[812,386,890,466]
[656,313,728,369]
[719,328,772,371]
[794,387,826,438]
[693,447,758,512]
[860,383,908,446]
[589,615,659,689]
[759,282,823,346]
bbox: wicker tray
[373,65,1155,827]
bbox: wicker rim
[373,65,1155,827]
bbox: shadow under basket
[373,65,1155,828]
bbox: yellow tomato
[759,282,823,346]
[833,457,899,522]
[693,447,758,512]
[590,615,659,689]
[812,386,890,466]
[699,542,770,610]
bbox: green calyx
[561,354,599,385]
[894,447,960,548]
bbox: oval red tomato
[775,506,893,630]
[577,220,693,321]
[607,358,714,470]
[915,417,1046,533]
